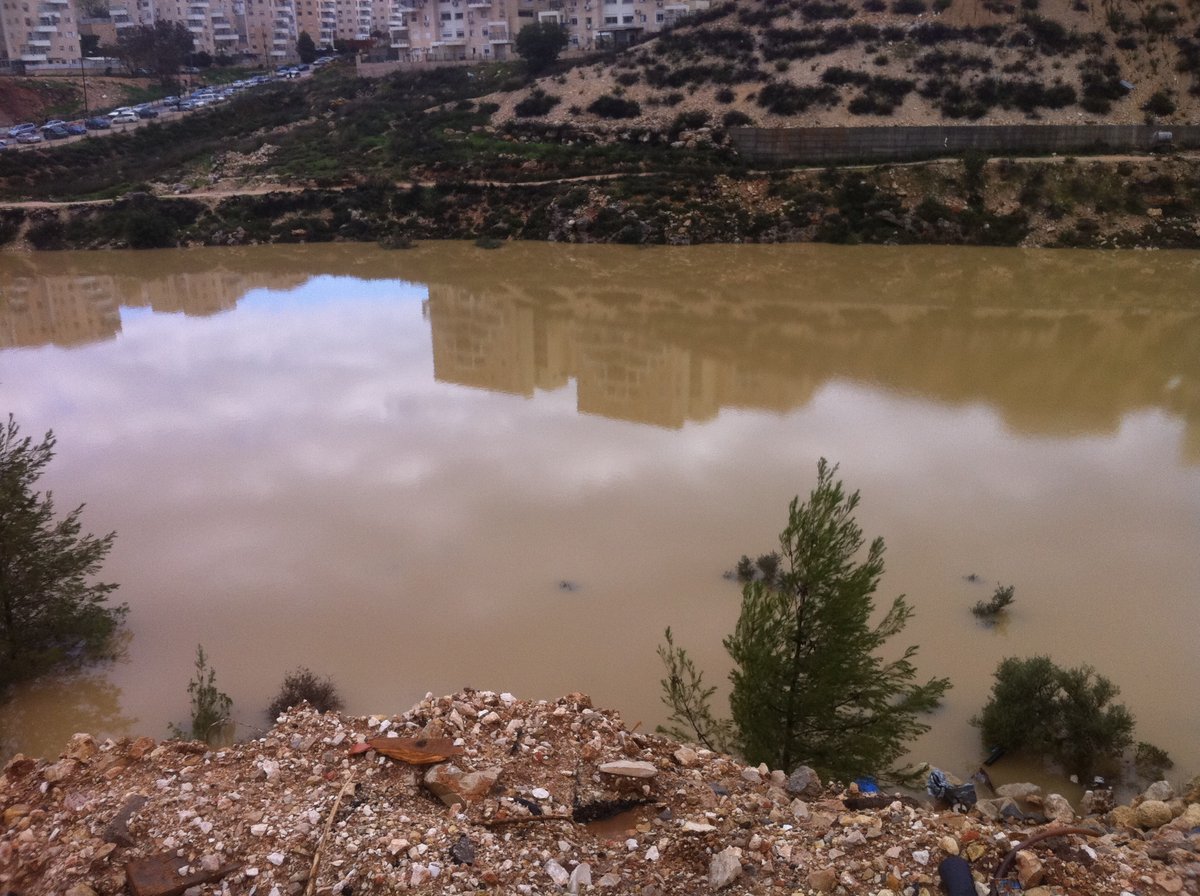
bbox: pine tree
[660,459,949,783]
[0,415,125,689]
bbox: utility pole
[79,36,90,119]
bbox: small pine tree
[170,645,232,744]
[660,460,949,783]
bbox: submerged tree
[0,415,125,690]
[660,459,950,782]
[973,655,1137,779]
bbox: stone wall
[729,125,1200,165]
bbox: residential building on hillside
[0,0,703,67]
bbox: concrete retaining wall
[729,124,1200,165]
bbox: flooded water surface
[2,242,1198,790]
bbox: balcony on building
[35,22,59,32]
[390,36,409,46]
[20,52,50,61]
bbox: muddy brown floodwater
[1,242,1197,796]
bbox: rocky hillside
[2,689,1198,895]
[491,0,1200,132]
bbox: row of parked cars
[2,63,325,151]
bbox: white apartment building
[1,0,703,67]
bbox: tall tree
[117,20,194,84]
[514,21,568,74]
[0,416,125,689]
[660,460,949,782]
[297,31,317,64]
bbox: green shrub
[26,217,66,250]
[1142,90,1176,116]
[588,95,642,118]
[722,110,754,127]
[892,0,927,13]
[515,89,561,117]
[973,656,1135,779]
[267,667,344,719]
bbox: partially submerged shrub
[267,667,344,719]
[972,583,1015,618]
[973,655,1134,779]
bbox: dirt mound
[1,688,1196,895]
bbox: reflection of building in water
[0,275,121,349]
[425,282,1200,457]
[0,269,307,350]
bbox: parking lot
[1,63,321,153]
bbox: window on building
[622,13,631,21]
[604,14,615,22]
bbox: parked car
[136,107,159,119]
[43,125,70,140]
[40,119,66,130]
[176,100,197,111]
[66,122,88,135]
[84,117,112,130]
[107,106,135,118]
[7,123,36,137]
[15,131,43,144]
[0,139,7,151]
[111,111,139,124]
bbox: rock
[1080,788,1114,816]
[1109,805,1138,827]
[939,835,960,855]
[1182,775,1200,804]
[709,847,742,889]
[128,736,157,761]
[741,766,762,784]
[1143,780,1176,802]
[3,804,29,827]
[1165,802,1200,831]
[598,760,657,778]
[996,782,1041,802]
[102,793,148,847]
[673,746,699,767]
[1135,800,1174,829]
[682,820,717,833]
[450,833,475,865]
[975,797,1019,822]
[1014,850,1045,888]
[790,798,810,820]
[569,862,592,893]
[43,759,78,783]
[545,859,570,887]
[598,872,622,887]
[1154,870,1185,893]
[807,867,837,893]
[530,787,550,800]
[1043,793,1075,824]
[912,849,930,866]
[66,734,98,761]
[65,886,98,896]
[423,764,502,807]
[786,765,822,798]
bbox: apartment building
[0,0,81,65]
[1,0,702,68]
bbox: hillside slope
[491,0,1200,132]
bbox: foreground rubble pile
[2,689,1198,895]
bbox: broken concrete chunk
[598,760,657,778]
